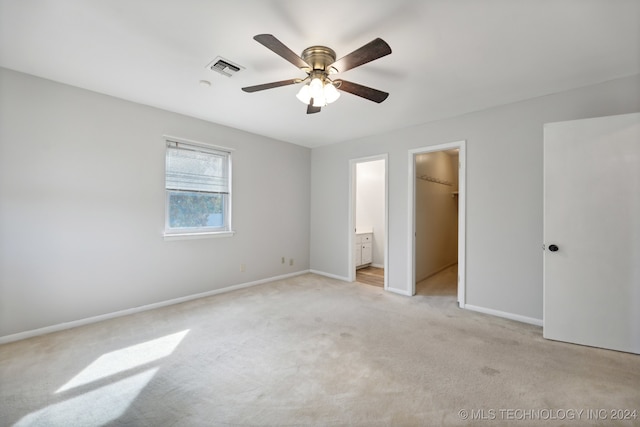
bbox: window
[164,138,233,237]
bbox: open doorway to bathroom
[409,142,466,305]
[349,155,388,290]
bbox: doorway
[349,155,388,289]
[408,141,466,304]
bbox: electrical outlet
[281,257,285,264]
[240,263,246,272]
[289,258,294,266]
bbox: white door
[543,112,640,354]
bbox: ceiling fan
[242,34,392,114]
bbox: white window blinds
[165,141,229,194]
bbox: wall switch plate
[289,258,294,266]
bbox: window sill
[163,230,235,241]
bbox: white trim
[408,141,466,305]
[386,287,413,297]
[0,270,309,345]
[348,154,389,290]
[348,159,356,282]
[464,304,543,327]
[162,134,235,153]
[458,144,467,306]
[309,269,351,282]
[383,155,389,291]
[163,230,235,241]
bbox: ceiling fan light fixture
[309,78,324,99]
[312,95,326,107]
[323,82,340,104]
[297,78,339,107]
[296,84,311,104]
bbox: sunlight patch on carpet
[15,368,159,426]
[56,329,189,393]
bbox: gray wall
[310,74,640,321]
[2,67,638,338]
[0,68,311,338]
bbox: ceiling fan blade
[254,34,310,70]
[330,38,392,73]
[242,79,300,93]
[307,99,321,114]
[334,79,389,103]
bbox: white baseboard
[386,286,412,296]
[371,263,384,269]
[463,304,543,326]
[0,270,310,345]
[388,288,412,296]
[309,269,350,282]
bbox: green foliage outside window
[168,191,224,228]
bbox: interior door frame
[348,154,389,289]
[408,141,466,305]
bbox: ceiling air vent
[207,57,244,77]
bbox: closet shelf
[417,175,453,186]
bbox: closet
[414,149,459,295]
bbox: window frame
[163,136,234,240]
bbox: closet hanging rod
[416,175,453,186]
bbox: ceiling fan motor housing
[301,46,337,73]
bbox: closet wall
[415,150,459,282]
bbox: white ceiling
[1,0,638,148]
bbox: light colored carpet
[1,273,638,426]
